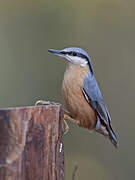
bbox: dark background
[0,0,134,179]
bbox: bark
[0,104,64,180]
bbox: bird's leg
[63,118,70,135]
[63,109,79,134]
[63,113,78,124]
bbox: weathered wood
[0,104,64,180]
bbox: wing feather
[83,70,111,125]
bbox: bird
[48,47,118,148]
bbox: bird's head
[48,47,92,68]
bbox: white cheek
[66,55,87,67]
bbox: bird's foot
[63,119,70,135]
[63,112,79,134]
[35,100,50,106]
[35,100,60,106]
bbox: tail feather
[108,126,118,148]
[96,122,118,148]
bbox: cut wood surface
[0,104,64,180]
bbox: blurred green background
[0,0,135,179]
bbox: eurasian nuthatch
[48,47,117,148]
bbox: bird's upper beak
[48,49,64,57]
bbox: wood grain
[0,104,64,180]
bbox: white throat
[66,55,88,67]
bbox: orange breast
[62,63,97,130]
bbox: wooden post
[0,104,64,180]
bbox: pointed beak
[48,49,63,56]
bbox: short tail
[107,126,118,148]
[96,121,118,148]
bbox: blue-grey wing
[83,70,117,147]
[83,70,111,125]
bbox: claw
[35,100,61,106]
[63,119,70,135]
[62,112,79,135]
[35,100,51,106]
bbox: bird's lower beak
[48,49,63,56]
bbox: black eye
[68,52,72,55]
[68,51,77,56]
[72,52,77,56]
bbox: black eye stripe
[61,51,89,62]
[61,50,93,74]
[68,52,93,73]
[60,51,67,55]
[77,53,88,60]
[67,51,88,60]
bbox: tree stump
[0,104,64,180]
